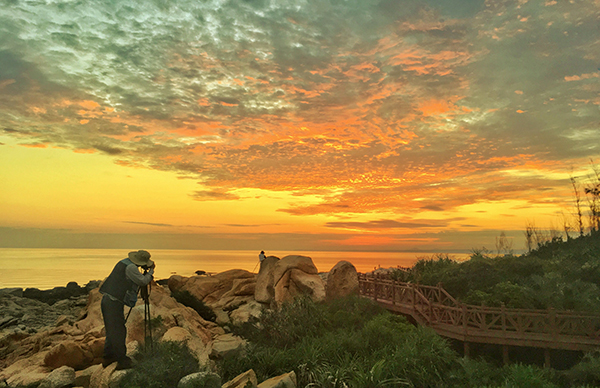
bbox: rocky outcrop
[272,256,325,307]
[255,256,280,303]
[1,259,362,387]
[169,270,255,308]
[210,333,246,358]
[22,281,100,305]
[325,261,359,301]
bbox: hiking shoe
[102,358,117,368]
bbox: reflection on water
[0,248,468,290]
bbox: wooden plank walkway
[358,274,600,352]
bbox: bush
[171,290,217,322]
[387,327,459,387]
[118,341,200,388]
[561,351,600,387]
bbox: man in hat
[99,250,155,369]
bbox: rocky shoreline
[0,255,360,388]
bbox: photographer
[99,250,155,370]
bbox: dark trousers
[101,294,127,362]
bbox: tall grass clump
[118,341,200,388]
[220,295,467,387]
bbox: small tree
[571,176,585,237]
[495,231,513,256]
[585,162,600,233]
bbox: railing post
[392,279,396,305]
[501,303,506,334]
[462,304,468,340]
[549,307,557,338]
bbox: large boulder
[229,301,263,325]
[325,261,359,301]
[162,326,210,367]
[43,340,94,370]
[169,270,255,308]
[3,352,49,387]
[210,333,246,358]
[75,282,213,351]
[38,365,76,388]
[272,256,325,307]
[177,371,221,388]
[257,371,296,388]
[272,256,318,286]
[255,256,279,303]
[223,369,258,388]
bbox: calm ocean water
[0,248,468,290]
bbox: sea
[0,248,468,290]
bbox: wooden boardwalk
[358,274,600,358]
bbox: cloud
[123,221,174,228]
[325,219,451,230]
[1,0,599,219]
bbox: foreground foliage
[119,341,200,388]
[219,294,600,388]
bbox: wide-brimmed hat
[128,250,154,267]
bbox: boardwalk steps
[358,274,600,353]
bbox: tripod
[140,273,153,353]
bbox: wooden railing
[358,274,600,351]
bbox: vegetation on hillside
[390,232,600,311]
[215,294,600,388]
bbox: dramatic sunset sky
[1,0,599,252]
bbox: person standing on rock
[259,251,266,262]
[99,250,155,370]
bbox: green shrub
[118,341,200,388]
[387,327,459,387]
[561,351,600,387]
[233,295,328,348]
[171,290,217,322]
[497,363,558,388]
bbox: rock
[273,267,325,307]
[44,340,94,370]
[177,371,221,388]
[55,315,71,327]
[168,275,189,293]
[23,283,88,305]
[230,278,256,296]
[0,315,19,329]
[222,369,258,388]
[6,366,48,387]
[210,333,246,358]
[272,256,318,286]
[0,287,23,297]
[108,370,128,388]
[89,362,117,388]
[213,308,230,325]
[289,270,325,302]
[162,326,210,367]
[325,261,359,301]
[38,365,76,388]
[74,364,101,388]
[229,301,263,325]
[85,280,102,292]
[257,371,296,388]
[255,256,279,303]
[0,350,49,382]
[172,270,255,308]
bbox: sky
[1,0,599,253]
